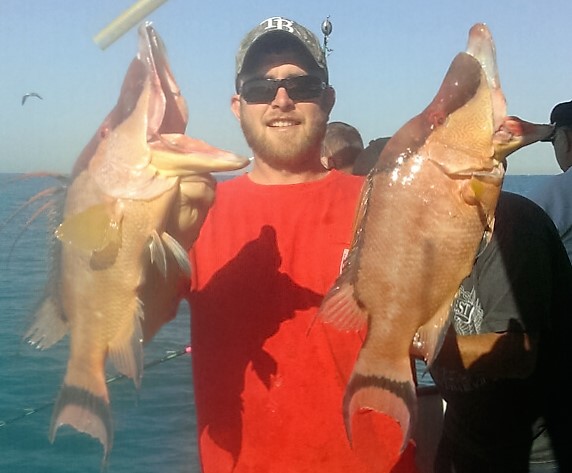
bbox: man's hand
[167,173,217,250]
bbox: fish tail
[343,366,417,453]
[49,384,113,462]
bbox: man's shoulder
[337,170,365,185]
[497,191,551,222]
[493,191,563,252]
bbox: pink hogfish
[23,23,248,461]
[317,23,553,453]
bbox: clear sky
[2,0,570,175]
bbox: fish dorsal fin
[55,204,122,253]
[317,177,373,332]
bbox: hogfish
[23,23,248,461]
[317,23,553,452]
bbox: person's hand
[410,330,429,361]
[167,173,217,250]
[409,325,453,364]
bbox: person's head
[548,100,572,172]
[231,17,335,175]
[352,137,390,176]
[320,121,364,173]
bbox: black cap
[550,100,572,127]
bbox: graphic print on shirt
[452,285,483,335]
[431,282,488,393]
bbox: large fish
[22,23,248,461]
[317,23,552,453]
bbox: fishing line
[0,345,191,428]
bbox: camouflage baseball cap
[235,17,328,86]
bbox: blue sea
[0,173,551,473]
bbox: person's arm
[435,327,538,379]
[429,194,556,380]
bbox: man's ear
[322,86,336,115]
[565,128,572,152]
[230,94,241,120]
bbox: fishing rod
[0,345,191,428]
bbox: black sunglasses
[239,75,327,104]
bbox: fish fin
[317,195,369,332]
[50,384,113,465]
[483,216,495,243]
[161,231,191,276]
[344,363,417,453]
[108,299,144,388]
[24,296,68,349]
[461,174,501,235]
[55,204,122,253]
[412,298,454,365]
[318,282,368,331]
[149,230,168,277]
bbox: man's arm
[434,328,538,379]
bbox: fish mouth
[138,23,248,177]
[140,22,188,137]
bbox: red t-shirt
[189,170,417,472]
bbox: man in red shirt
[177,16,418,473]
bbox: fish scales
[317,22,554,457]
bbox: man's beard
[241,116,327,171]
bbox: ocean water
[0,173,551,473]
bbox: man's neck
[247,159,330,185]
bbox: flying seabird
[22,92,43,106]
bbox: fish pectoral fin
[459,174,501,231]
[148,231,190,277]
[412,298,454,365]
[55,204,122,253]
[161,231,191,276]
[25,296,68,349]
[108,299,144,388]
[460,172,499,204]
[149,230,168,277]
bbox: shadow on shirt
[190,225,323,462]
